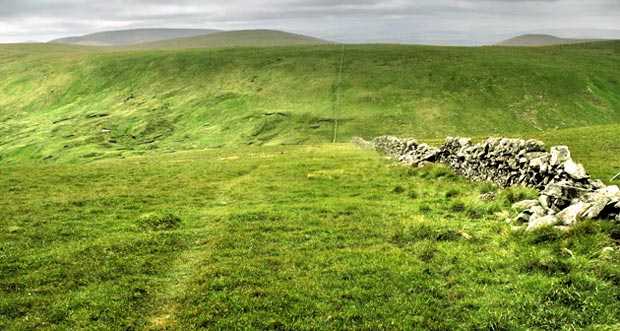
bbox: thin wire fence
[332,44,345,143]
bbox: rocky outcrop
[359,135,620,231]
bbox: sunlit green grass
[2,144,620,330]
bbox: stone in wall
[351,137,375,150]
[518,184,620,231]
[372,136,440,167]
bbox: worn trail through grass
[145,227,210,329]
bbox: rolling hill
[48,28,220,46]
[119,29,334,50]
[496,34,605,46]
[1,40,619,163]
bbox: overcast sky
[1,0,619,45]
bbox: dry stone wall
[364,136,620,231]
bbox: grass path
[146,228,210,329]
[146,170,262,329]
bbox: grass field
[2,144,620,330]
[2,40,620,330]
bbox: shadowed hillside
[496,34,606,46]
[1,41,619,162]
[49,28,220,46]
[119,30,333,50]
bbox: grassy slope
[1,41,619,162]
[119,30,333,50]
[2,144,620,330]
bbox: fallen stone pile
[360,136,620,231]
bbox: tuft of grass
[500,186,539,205]
[392,184,406,194]
[445,188,461,199]
[137,212,182,231]
[449,200,467,212]
[479,182,498,194]
[390,220,462,246]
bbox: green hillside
[120,30,333,50]
[1,41,619,163]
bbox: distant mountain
[495,34,606,46]
[120,30,334,50]
[48,28,220,46]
